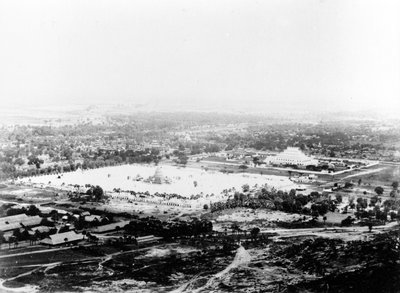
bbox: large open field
[0,184,57,203]
[17,164,303,197]
[342,163,400,186]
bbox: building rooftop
[266,147,318,166]
[41,231,83,245]
[84,215,101,222]
[0,214,43,232]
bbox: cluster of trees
[172,148,188,165]
[210,197,275,211]
[124,217,213,239]
[67,185,105,202]
[27,156,44,169]
[0,162,17,179]
[2,204,41,217]
[175,153,188,165]
[210,188,335,218]
[354,197,400,223]
[374,186,384,196]
[85,185,104,201]
[0,148,166,181]
[11,149,163,180]
[105,149,162,165]
[186,142,221,155]
[390,181,399,197]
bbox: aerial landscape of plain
[0,0,400,292]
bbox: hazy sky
[0,0,399,113]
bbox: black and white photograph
[0,0,399,292]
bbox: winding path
[171,245,251,293]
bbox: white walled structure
[265,147,318,166]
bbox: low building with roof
[30,226,52,234]
[84,215,101,223]
[0,214,29,224]
[40,231,83,246]
[0,214,43,232]
[136,235,162,245]
[36,206,58,217]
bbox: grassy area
[0,184,58,203]
[347,164,400,187]
[0,244,124,275]
[323,212,351,224]
[0,246,49,256]
[0,249,91,272]
[0,267,37,280]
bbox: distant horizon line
[1,101,397,115]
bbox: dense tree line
[0,148,163,180]
[124,217,213,239]
[210,188,334,217]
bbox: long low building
[0,214,43,232]
[41,231,84,246]
[137,235,162,245]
